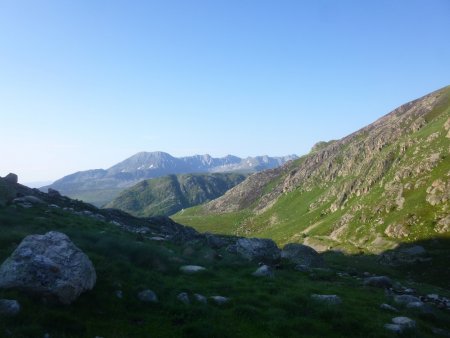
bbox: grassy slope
[174,88,450,253]
[105,173,246,217]
[1,204,449,337]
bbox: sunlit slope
[174,86,450,252]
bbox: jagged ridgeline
[105,173,247,217]
[174,86,450,252]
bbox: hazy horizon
[1,0,449,182]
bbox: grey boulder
[363,276,393,289]
[235,238,280,263]
[138,289,158,303]
[0,231,96,304]
[281,243,324,268]
[0,299,20,316]
[311,294,342,305]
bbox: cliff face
[177,86,450,252]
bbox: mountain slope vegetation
[105,173,247,217]
[43,152,296,207]
[1,175,449,337]
[174,86,450,253]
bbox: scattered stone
[115,290,123,299]
[427,294,439,300]
[406,301,424,309]
[0,231,96,304]
[177,292,190,305]
[252,265,274,277]
[194,293,207,304]
[392,316,416,329]
[432,327,450,337]
[210,296,229,305]
[235,238,281,263]
[0,299,20,316]
[294,264,312,272]
[363,276,392,289]
[138,290,158,303]
[380,303,399,312]
[149,236,166,241]
[13,196,45,205]
[4,173,18,184]
[394,295,421,305]
[281,243,325,268]
[180,265,206,274]
[48,204,60,209]
[311,294,342,305]
[384,323,403,334]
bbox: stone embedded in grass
[115,290,123,299]
[311,294,342,305]
[252,265,274,277]
[392,317,416,329]
[194,294,207,304]
[380,303,399,312]
[180,265,206,274]
[363,276,393,289]
[0,231,96,305]
[138,289,158,303]
[384,323,403,334]
[210,296,230,305]
[394,295,421,305]
[0,299,20,316]
[177,292,190,305]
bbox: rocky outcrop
[0,231,96,304]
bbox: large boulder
[281,243,325,268]
[0,231,96,304]
[234,238,281,263]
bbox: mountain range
[174,85,450,253]
[43,152,297,207]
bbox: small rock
[311,294,342,305]
[177,292,190,305]
[252,265,274,277]
[380,303,399,312]
[149,236,166,241]
[0,299,20,316]
[194,293,207,304]
[428,294,439,300]
[138,289,158,303]
[406,301,424,309]
[294,264,312,272]
[210,296,229,305]
[394,295,421,305]
[115,290,123,299]
[384,323,403,334]
[180,265,206,274]
[432,327,450,337]
[403,288,415,294]
[392,316,416,329]
[363,276,392,289]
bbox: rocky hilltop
[175,86,450,253]
[43,152,297,207]
[105,173,247,217]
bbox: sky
[1,0,449,183]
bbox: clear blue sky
[1,0,449,183]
